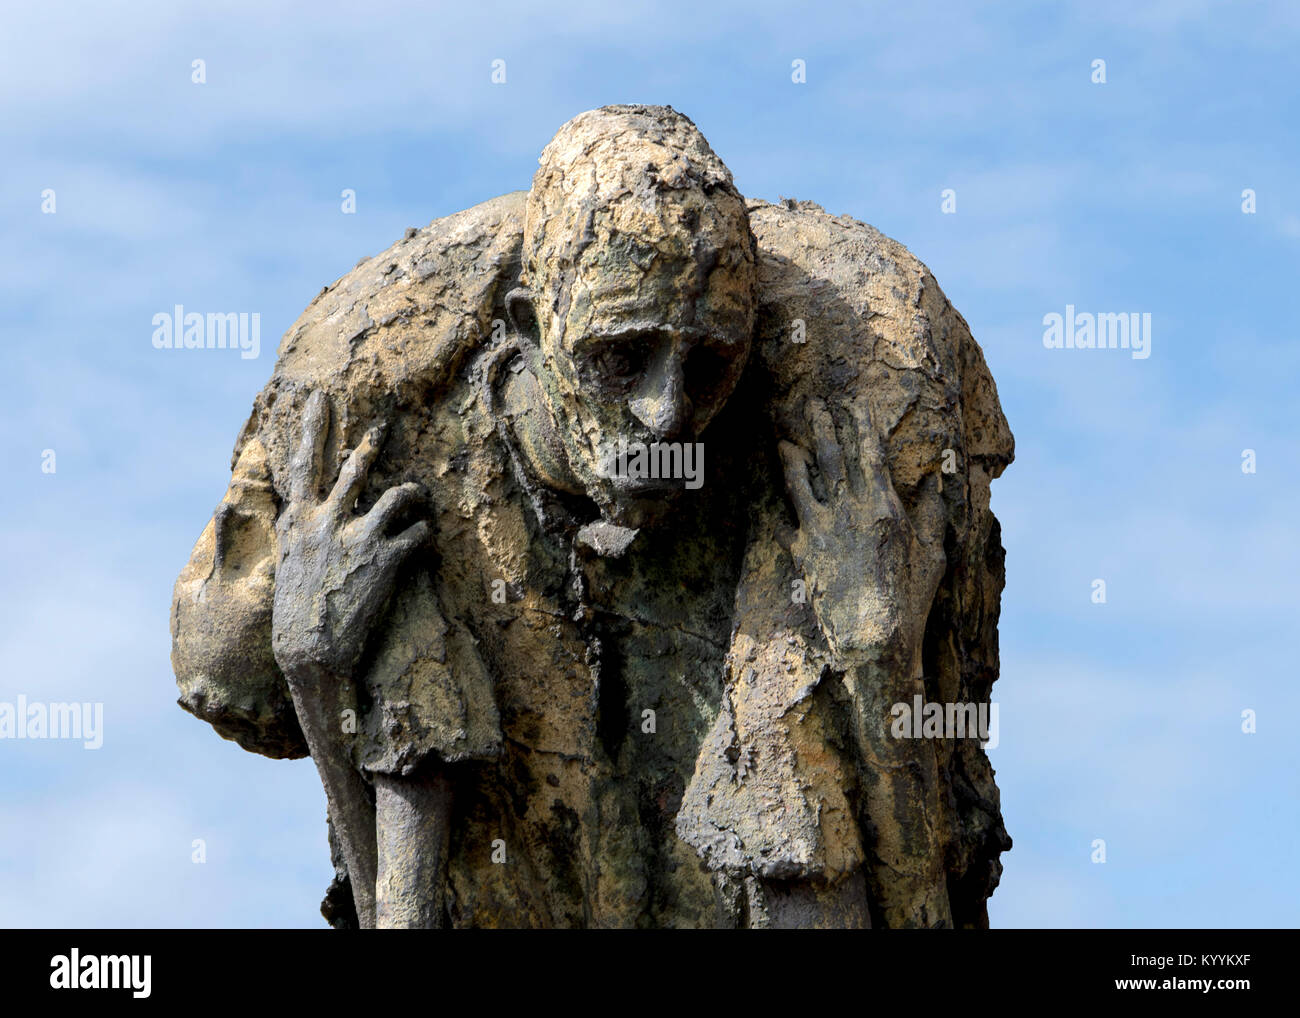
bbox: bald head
[522,104,755,348]
[513,106,758,523]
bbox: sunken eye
[583,339,649,388]
[685,345,732,401]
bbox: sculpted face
[540,244,754,509]
[517,105,757,525]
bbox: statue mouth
[605,481,691,499]
[594,436,706,492]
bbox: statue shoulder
[273,189,527,385]
[745,197,1013,476]
[747,196,952,373]
[232,191,528,499]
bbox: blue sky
[2,0,1296,927]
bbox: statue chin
[500,363,690,532]
[589,483,680,530]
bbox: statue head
[512,105,757,525]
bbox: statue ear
[505,287,540,350]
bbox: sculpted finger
[252,553,276,583]
[778,440,822,530]
[852,403,894,501]
[854,399,887,472]
[211,502,235,571]
[805,398,846,494]
[290,389,330,503]
[863,452,911,531]
[328,423,387,515]
[357,482,425,541]
[844,398,879,496]
[910,471,947,549]
[378,520,431,570]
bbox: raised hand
[779,397,956,928]
[271,388,430,680]
[778,396,946,664]
[268,389,430,929]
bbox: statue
[171,105,1014,928]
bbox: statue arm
[268,388,431,929]
[777,395,955,928]
[742,198,1014,927]
[676,474,869,926]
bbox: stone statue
[171,104,1014,929]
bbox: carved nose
[629,357,692,439]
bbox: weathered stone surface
[171,105,1013,928]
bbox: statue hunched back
[171,104,1014,928]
